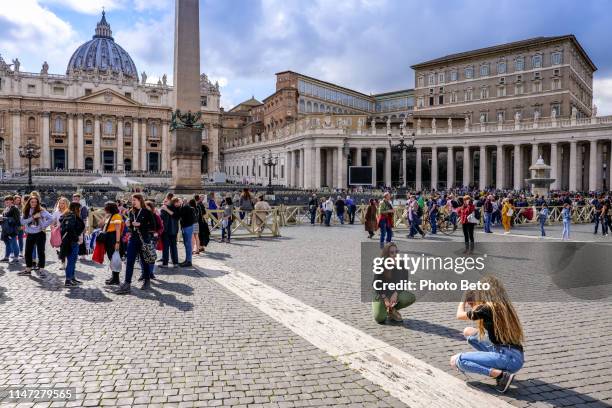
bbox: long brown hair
[473,275,524,346]
[23,196,42,220]
[131,193,145,211]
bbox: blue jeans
[309,209,316,224]
[450,212,458,227]
[594,214,600,233]
[124,236,153,284]
[182,225,194,261]
[65,242,79,281]
[337,212,345,224]
[379,218,392,248]
[562,220,570,240]
[161,234,178,265]
[483,212,492,233]
[429,213,437,234]
[221,220,232,241]
[457,335,524,377]
[539,219,546,236]
[324,210,332,226]
[4,235,19,258]
[17,230,24,254]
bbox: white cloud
[40,0,126,14]
[593,77,612,116]
[0,0,79,73]
[113,14,173,80]
[133,0,171,12]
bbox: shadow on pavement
[151,278,194,296]
[467,377,611,407]
[401,318,465,341]
[130,285,194,311]
[64,286,113,303]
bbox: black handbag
[137,230,157,264]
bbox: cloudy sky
[1,0,612,112]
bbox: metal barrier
[205,208,281,238]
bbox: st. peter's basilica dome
[66,11,138,80]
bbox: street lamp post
[19,138,41,189]
[262,150,278,195]
[388,126,415,188]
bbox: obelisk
[170,0,203,191]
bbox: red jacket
[457,203,475,224]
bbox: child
[450,276,525,393]
[538,203,549,237]
[561,202,571,240]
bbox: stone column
[325,149,333,187]
[589,140,597,192]
[286,151,292,186]
[337,146,344,188]
[400,148,406,187]
[41,112,50,168]
[384,147,391,188]
[303,145,312,189]
[315,146,322,189]
[513,144,522,190]
[463,146,471,188]
[550,143,558,190]
[93,116,101,172]
[11,111,21,171]
[415,147,422,190]
[447,147,454,189]
[496,145,504,189]
[479,145,487,189]
[132,118,139,171]
[161,121,169,172]
[76,114,84,169]
[67,114,75,169]
[431,146,438,190]
[370,148,377,187]
[116,117,124,171]
[569,141,577,192]
[141,120,147,172]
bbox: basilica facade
[0,12,221,176]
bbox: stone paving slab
[216,222,612,408]
[0,247,404,407]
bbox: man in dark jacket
[483,194,494,233]
[335,196,346,225]
[194,194,210,251]
[308,194,318,225]
[160,197,180,267]
[1,195,21,262]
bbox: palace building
[222,35,612,192]
[0,12,221,176]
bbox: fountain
[525,156,555,197]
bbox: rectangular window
[438,95,444,105]
[532,54,542,68]
[429,96,434,106]
[428,74,435,86]
[480,64,489,76]
[27,84,36,93]
[465,89,473,101]
[497,86,506,97]
[450,91,457,103]
[498,61,506,74]
[438,73,445,83]
[480,87,489,99]
[417,97,424,108]
[533,81,542,92]
[552,52,562,65]
[149,95,160,103]
[450,70,458,81]
[552,78,561,90]
[125,92,132,98]
[417,76,424,87]
[201,96,208,106]
[515,57,524,71]
[85,89,92,95]
[465,66,473,79]
[52,86,64,95]
[515,84,523,95]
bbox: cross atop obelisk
[170,0,203,191]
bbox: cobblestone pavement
[216,222,612,408]
[0,222,610,407]
[0,248,404,407]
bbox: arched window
[104,119,113,135]
[124,158,132,171]
[85,120,93,134]
[306,101,312,113]
[54,117,64,133]
[124,122,132,136]
[84,157,93,170]
[299,99,305,112]
[28,117,35,132]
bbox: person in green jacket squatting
[372,242,416,323]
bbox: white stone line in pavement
[193,258,513,408]
[476,230,594,242]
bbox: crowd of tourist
[0,188,274,293]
